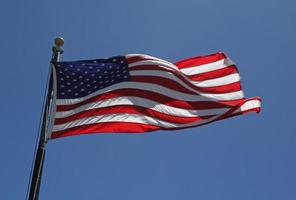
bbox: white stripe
[236,99,261,112]
[130,70,198,93]
[127,55,235,77]
[130,69,244,99]
[55,96,229,118]
[180,58,235,75]
[202,90,243,101]
[54,98,261,133]
[128,59,179,71]
[53,112,224,132]
[55,82,207,105]
[53,98,260,132]
[190,73,240,87]
[126,54,175,68]
[53,113,182,132]
[56,82,244,105]
[126,54,156,59]
[130,70,240,88]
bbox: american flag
[48,53,261,139]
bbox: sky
[0,0,295,199]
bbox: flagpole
[28,37,64,200]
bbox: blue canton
[55,56,130,99]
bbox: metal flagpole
[28,37,64,200]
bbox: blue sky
[1,0,295,199]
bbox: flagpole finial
[52,37,64,62]
[55,37,64,47]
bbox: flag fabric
[48,52,261,139]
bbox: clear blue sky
[1,0,295,199]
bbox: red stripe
[51,122,161,139]
[52,98,261,139]
[188,65,238,81]
[217,98,261,121]
[198,82,242,94]
[131,76,196,94]
[130,65,241,94]
[56,88,233,111]
[55,105,214,125]
[129,65,171,71]
[161,98,261,130]
[130,65,199,92]
[132,75,241,94]
[220,107,261,120]
[126,56,155,64]
[219,99,246,106]
[127,53,227,70]
[174,52,227,69]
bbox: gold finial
[52,37,64,62]
[54,37,64,47]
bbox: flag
[48,52,261,139]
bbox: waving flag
[48,52,261,139]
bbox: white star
[81,88,85,91]
[67,89,71,92]
[79,76,83,78]
[101,63,105,66]
[91,74,95,77]
[88,91,91,94]
[97,69,101,72]
[89,66,93,69]
[66,75,70,78]
[65,68,68,71]
[74,85,78,89]
[80,82,84,85]
[93,80,97,83]
[59,71,63,74]
[73,79,77,82]
[120,60,124,64]
[124,76,128,78]
[61,92,65,95]
[93,61,97,63]
[60,78,64,81]
[72,72,76,75]
[86,78,90,81]
[77,68,81,71]
[113,58,117,62]
[74,93,78,96]
[67,82,71,85]
[61,85,65,88]
[84,71,88,74]
[87,84,90,87]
